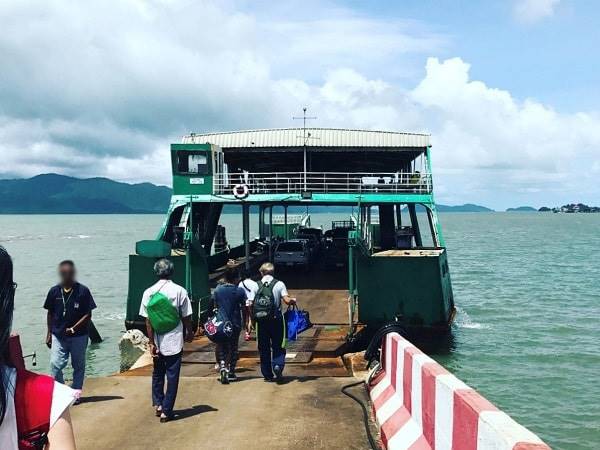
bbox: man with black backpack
[139,258,193,422]
[251,262,296,383]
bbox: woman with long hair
[0,246,77,449]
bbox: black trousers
[215,328,241,373]
[257,315,286,379]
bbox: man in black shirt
[44,260,96,401]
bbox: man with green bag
[139,258,193,422]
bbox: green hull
[355,248,454,330]
[125,240,264,330]
[125,243,210,330]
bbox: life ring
[233,184,249,199]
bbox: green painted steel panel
[125,242,211,330]
[135,240,171,258]
[371,223,381,248]
[356,250,453,328]
[271,223,301,239]
[171,144,214,196]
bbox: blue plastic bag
[285,305,312,341]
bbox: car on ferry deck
[323,225,353,269]
[274,239,312,270]
[296,233,321,258]
[296,227,323,256]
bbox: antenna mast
[293,107,317,192]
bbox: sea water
[0,212,598,449]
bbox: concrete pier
[70,375,373,450]
[74,267,375,449]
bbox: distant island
[436,203,494,212]
[501,204,600,213]
[506,206,537,212]
[539,203,600,213]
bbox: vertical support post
[407,203,422,247]
[424,145,446,247]
[184,197,195,327]
[379,204,396,250]
[396,204,402,228]
[185,197,193,299]
[347,231,355,333]
[360,205,366,239]
[428,203,445,247]
[366,206,371,249]
[303,110,307,192]
[268,206,273,262]
[348,242,354,294]
[425,205,439,247]
[284,205,288,240]
[259,205,265,239]
[243,203,250,271]
[304,145,307,193]
[425,146,432,173]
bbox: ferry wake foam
[369,333,550,450]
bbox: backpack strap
[156,280,169,295]
[264,278,277,295]
[15,369,54,450]
[259,278,277,289]
[241,280,251,293]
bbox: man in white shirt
[239,276,258,340]
[239,277,258,307]
[139,258,193,422]
[250,262,296,382]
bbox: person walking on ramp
[140,258,193,422]
[44,260,96,403]
[211,266,248,384]
[252,263,296,383]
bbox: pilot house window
[177,152,208,174]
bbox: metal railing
[214,172,432,195]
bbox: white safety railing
[214,172,432,195]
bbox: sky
[0,0,599,209]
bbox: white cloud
[513,0,560,24]
[0,0,598,209]
[0,0,441,185]
[411,57,600,207]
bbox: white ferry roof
[182,128,430,151]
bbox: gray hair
[154,258,174,279]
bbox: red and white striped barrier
[369,333,550,450]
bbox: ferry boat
[112,129,548,448]
[125,128,455,336]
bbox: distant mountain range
[0,174,171,213]
[0,173,539,214]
